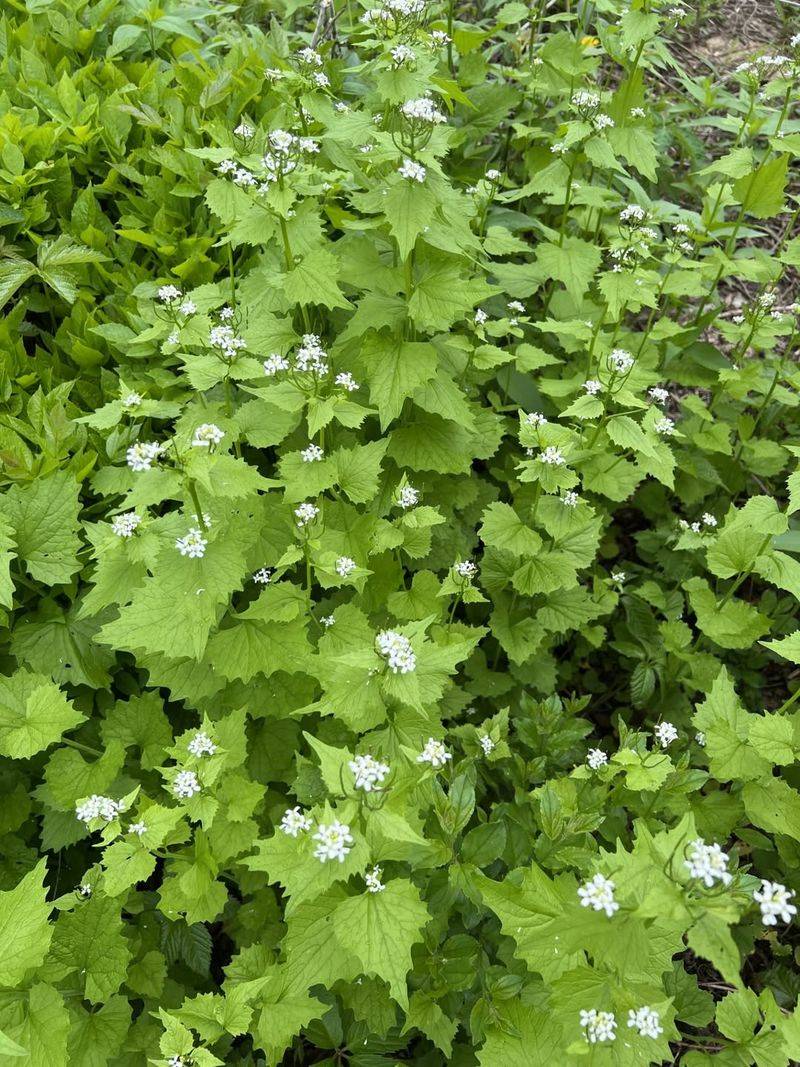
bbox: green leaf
[360,335,437,429]
[479,502,542,557]
[743,777,800,843]
[0,860,53,988]
[0,984,69,1067]
[382,178,438,259]
[684,577,770,650]
[734,154,788,219]
[0,259,37,306]
[282,249,351,309]
[686,914,740,987]
[47,894,132,1003]
[534,237,602,302]
[331,879,430,1008]
[1,471,81,585]
[0,669,84,759]
[477,1000,564,1066]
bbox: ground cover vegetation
[1,0,800,1062]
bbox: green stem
[227,245,236,306]
[716,534,772,609]
[61,737,103,758]
[187,481,207,529]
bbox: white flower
[76,795,122,824]
[580,1009,617,1044]
[192,423,225,448]
[78,883,92,897]
[209,324,246,358]
[158,284,182,304]
[609,348,634,374]
[349,754,390,791]
[525,412,547,426]
[264,353,290,376]
[313,71,330,88]
[253,567,272,584]
[295,502,320,527]
[550,140,567,153]
[684,838,732,887]
[539,446,565,466]
[321,614,335,627]
[454,560,477,579]
[594,113,614,130]
[702,513,717,527]
[126,441,162,472]
[376,629,416,673]
[627,1006,663,1039]
[630,106,646,117]
[280,806,313,836]
[365,865,386,893]
[297,46,323,66]
[179,299,196,316]
[654,721,678,748]
[417,737,451,768]
[122,391,142,408]
[401,97,446,124]
[335,556,357,578]
[173,770,201,799]
[233,167,256,187]
[654,417,675,435]
[396,484,419,509]
[619,204,646,224]
[129,821,147,836]
[474,308,488,325]
[334,101,349,112]
[649,386,669,403]
[188,731,217,757]
[398,157,426,182]
[611,570,626,583]
[578,873,619,917]
[587,748,607,770]
[583,379,602,395]
[294,333,329,375]
[431,29,450,45]
[176,527,208,559]
[563,491,579,507]
[234,121,254,138]
[301,443,325,462]
[507,300,525,314]
[335,371,359,391]
[313,819,354,863]
[486,168,502,181]
[168,1057,186,1067]
[111,512,141,538]
[572,89,600,110]
[753,880,797,925]
[391,44,415,65]
[217,159,237,174]
[694,731,706,746]
[479,735,494,755]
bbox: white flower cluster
[111,511,141,538]
[349,753,390,791]
[361,0,425,30]
[280,806,313,837]
[376,629,416,673]
[301,443,324,463]
[122,391,142,408]
[188,731,217,757]
[313,819,354,863]
[253,567,272,584]
[583,379,602,395]
[297,333,330,375]
[526,411,547,426]
[417,737,451,768]
[129,821,147,836]
[684,838,732,887]
[365,865,386,893]
[572,88,600,111]
[454,559,477,579]
[619,204,647,224]
[262,128,320,182]
[587,747,607,769]
[654,416,675,435]
[391,44,415,66]
[336,556,356,577]
[649,386,670,403]
[396,484,419,508]
[608,348,634,374]
[479,735,494,755]
[578,873,619,917]
[753,880,797,925]
[76,795,123,824]
[127,441,162,472]
[401,97,446,125]
[176,527,208,559]
[209,324,246,359]
[539,445,565,466]
[580,1009,617,1043]
[158,284,182,305]
[234,121,254,139]
[628,1006,662,1039]
[563,491,579,507]
[295,502,320,528]
[335,371,360,392]
[192,423,225,448]
[173,770,201,799]
[654,721,678,748]
[398,157,426,182]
